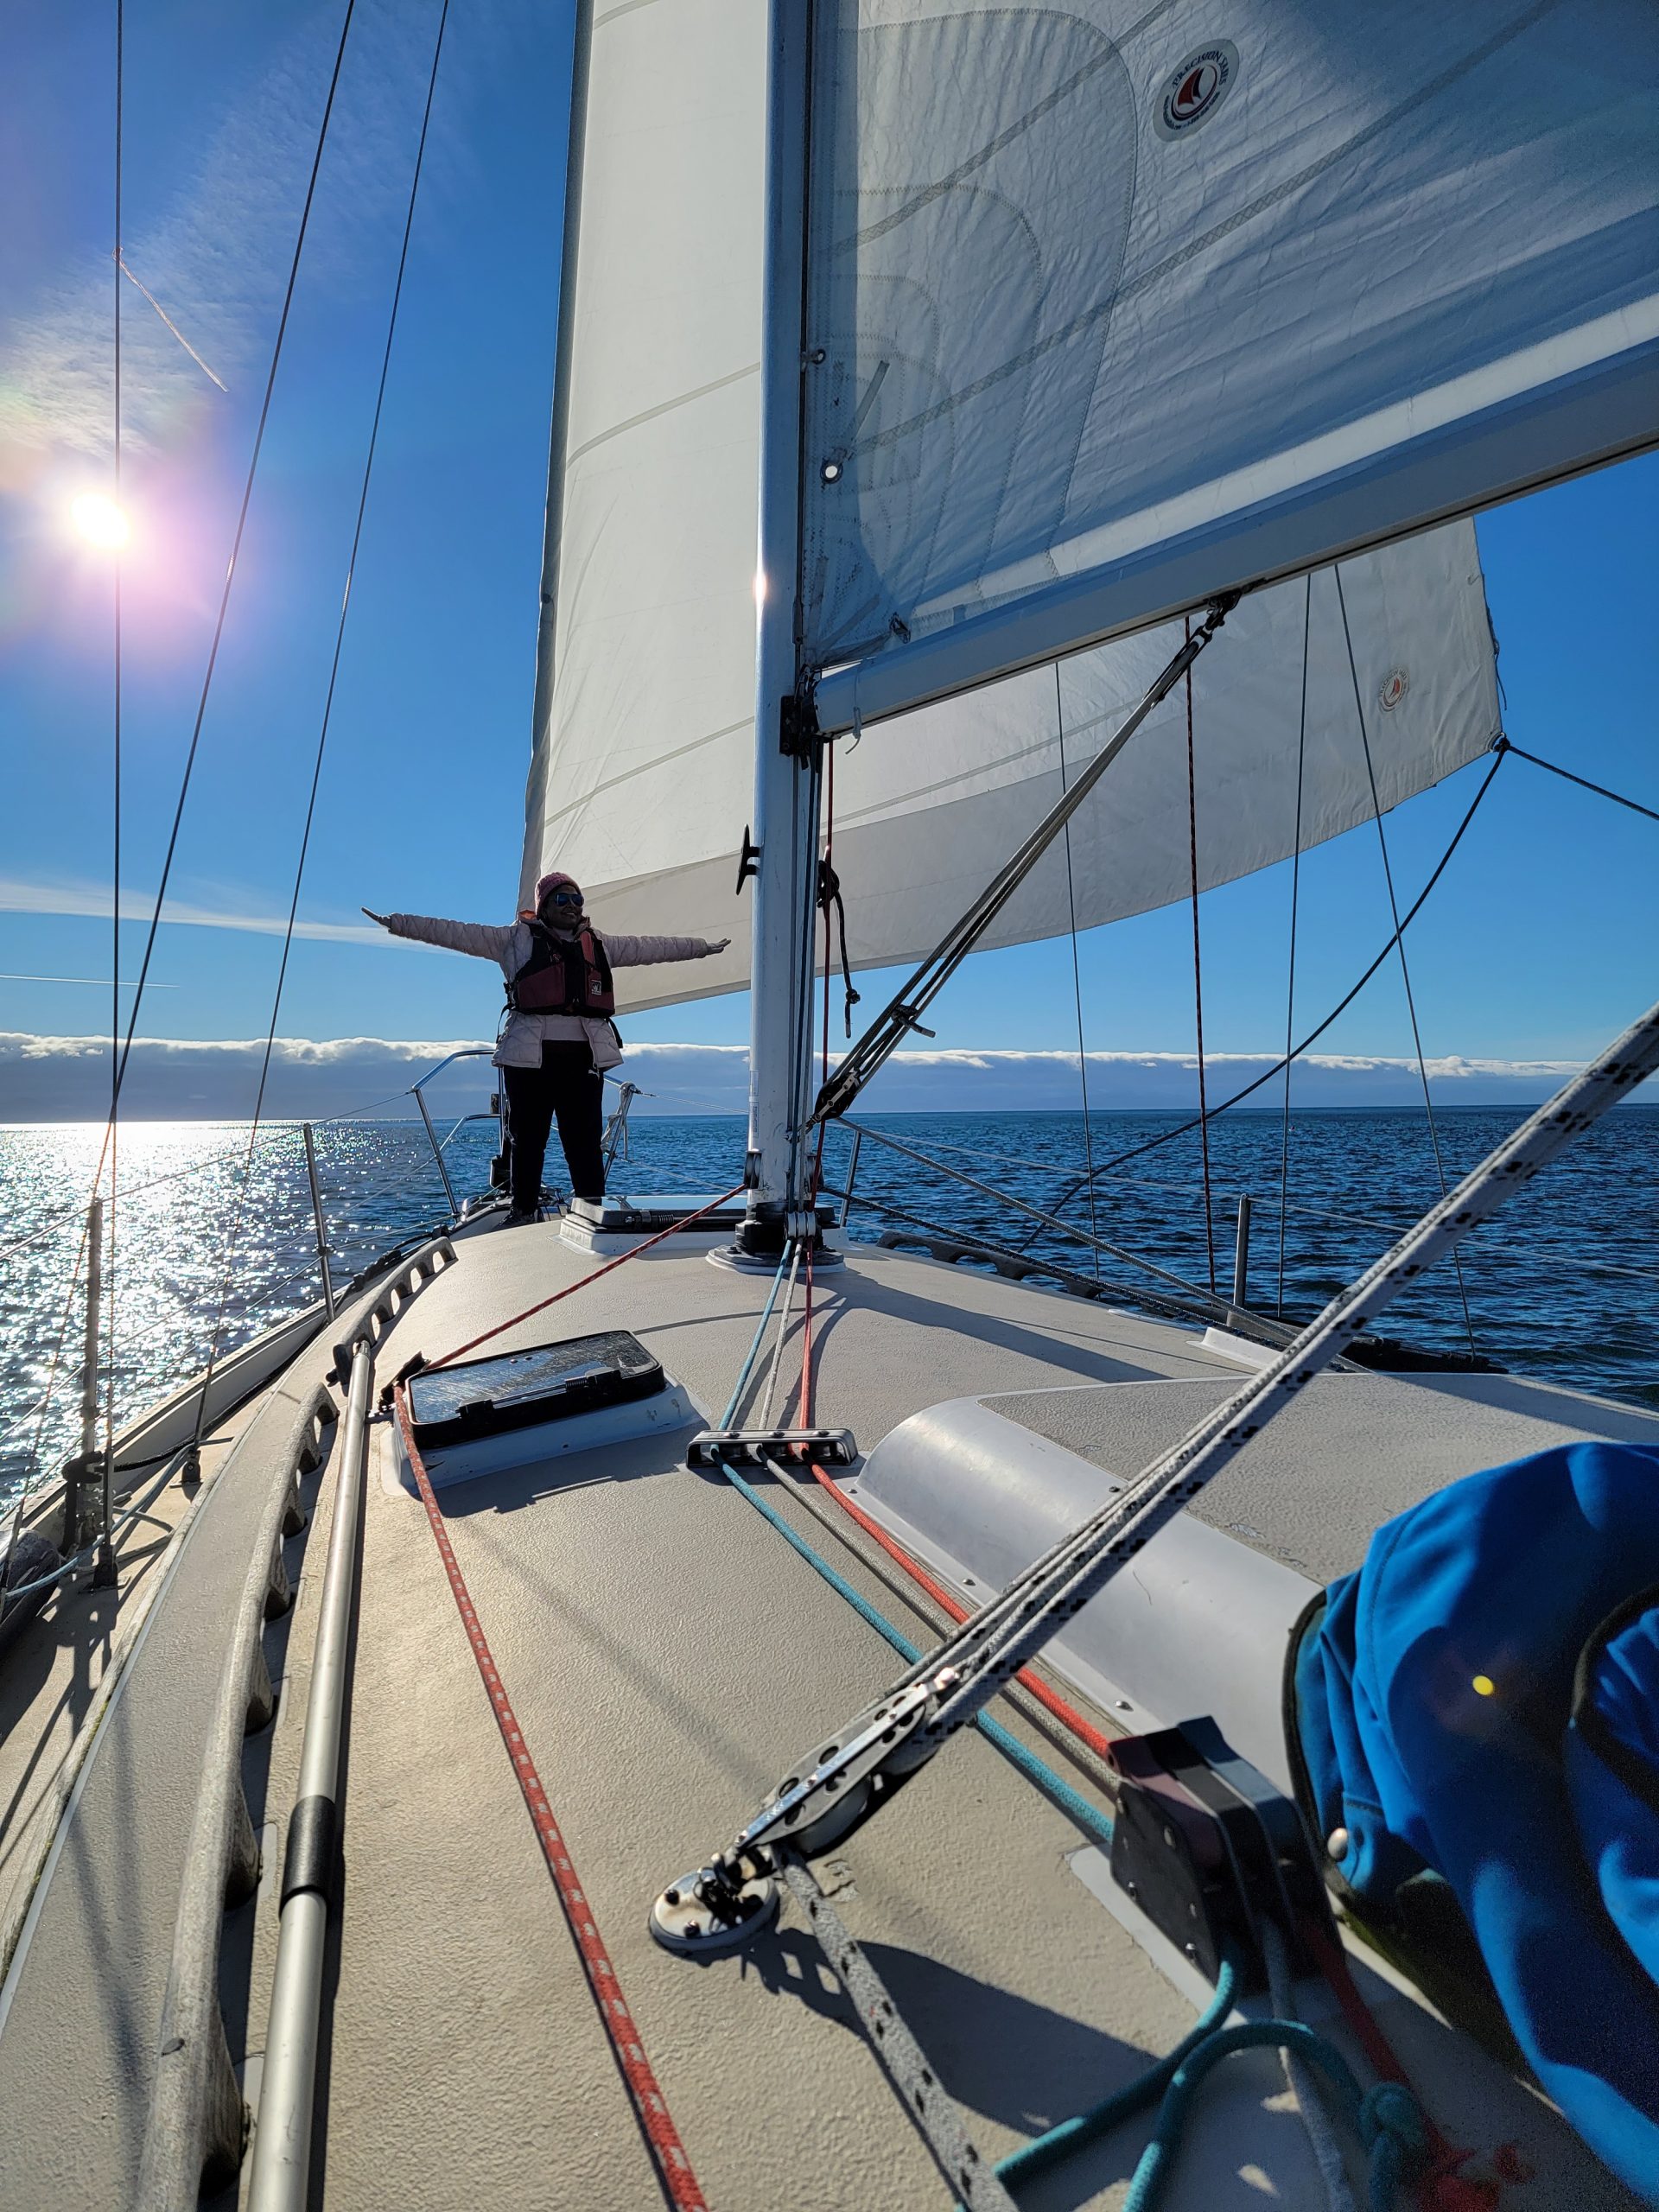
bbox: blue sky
[1,0,1655,1119]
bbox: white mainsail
[802,0,1658,728]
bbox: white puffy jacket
[382,912,721,1071]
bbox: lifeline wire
[1039,743,1508,1223]
[1333,564,1478,1358]
[187,0,452,1456]
[912,996,1659,1745]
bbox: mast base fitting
[707,1211,841,1274]
[650,1857,779,1956]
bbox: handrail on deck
[134,1231,457,2210]
[132,1383,338,2209]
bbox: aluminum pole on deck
[302,1123,336,1321]
[246,1340,373,2212]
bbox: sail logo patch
[1154,42,1238,139]
[1379,669,1409,712]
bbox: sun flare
[70,492,130,550]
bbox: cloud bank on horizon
[2,1032,1646,1123]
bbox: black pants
[502,1042,605,1208]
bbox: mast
[739,0,819,1257]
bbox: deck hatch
[404,1330,666,1450]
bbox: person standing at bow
[364,872,728,1225]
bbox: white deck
[0,1217,1647,2209]
[284,1224,1649,2210]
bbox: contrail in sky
[0,876,407,948]
[0,0,465,461]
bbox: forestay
[803,0,1659,729]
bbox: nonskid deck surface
[0,1362,340,2212]
[312,1224,1638,2210]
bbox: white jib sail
[529,514,1497,1014]
[801,0,1658,728]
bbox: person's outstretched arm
[602,932,730,966]
[362,909,515,963]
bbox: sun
[71,493,130,550]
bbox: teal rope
[1123,2020,1424,2212]
[989,1951,1242,2199]
[714,1454,1113,1849]
[710,1252,1113,1848]
[718,1263,790,1428]
[988,1961,1427,2212]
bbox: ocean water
[3,1106,1655,1510]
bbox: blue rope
[713,1453,1113,1849]
[712,1255,1110,1844]
[986,1955,1427,2212]
[713,1263,1427,2211]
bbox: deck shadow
[738,1923,1156,2136]
[810,1265,1206,1392]
[424,1426,705,1518]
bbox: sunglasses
[546,888,584,907]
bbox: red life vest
[509,923,616,1017]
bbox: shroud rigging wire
[1038,741,1511,1224]
[1333,563,1478,1357]
[1054,661,1102,1277]
[186,0,454,1459]
[1277,575,1312,1316]
[1184,614,1217,1294]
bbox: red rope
[792,1228,1118,1767]
[804,1455,1119,1764]
[1300,1916,1497,2212]
[425,1183,746,1372]
[395,1388,709,2211]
